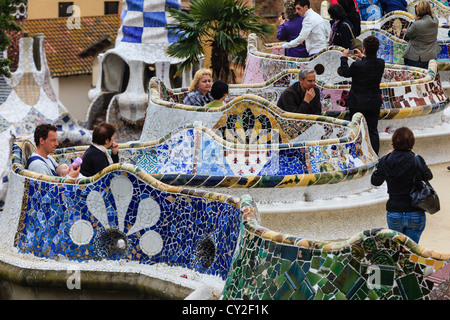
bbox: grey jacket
[403,14,441,62]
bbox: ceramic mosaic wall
[357,27,450,87]
[146,36,447,137]
[47,116,376,204]
[407,0,450,24]
[0,35,92,210]
[142,76,383,145]
[221,195,450,300]
[242,34,448,120]
[2,141,244,279]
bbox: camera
[348,50,354,54]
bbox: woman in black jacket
[328,4,356,50]
[80,122,119,177]
[371,127,433,244]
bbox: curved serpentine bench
[243,33,450,163]
[21,118,383,240]
[221,195,450,300]
[0,139,244,288]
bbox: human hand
[304,88,316,103]
[68,165,80,178]
[110,142,119,155]
[353,48,364,59]
[272,45,283,50]
[278,15,287,24]
[342,48,349,58]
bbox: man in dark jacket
[340,36,385,155]
[277,69,322,115]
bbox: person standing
[403,1,441,69]
[339,36,385,155]
[276,0,308,58]
[328,4,357,50]
[277,69,321,114]
[371,127,432,244]
[272,0,331,57]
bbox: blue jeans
[387,211,426,244]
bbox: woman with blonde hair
[183,68,214,106]
[402,1,441,69]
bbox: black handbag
[410,156,440,214]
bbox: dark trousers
[350,108,380,156]
[404,58,429,69]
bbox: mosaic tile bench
[223,34,449,128]
[0,140,245,281]
[24,117,385,239]
[0,35,92,210]
[221,195,450,300]
[51,117,377,204]
[406,0,450,24]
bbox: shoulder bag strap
[343,22,356,39]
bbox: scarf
[92,143,113,165]
[329,20,339,45]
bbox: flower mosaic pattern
[82,175,163,257]
[13,159,242,278]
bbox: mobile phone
[281,12,285,20]
[348,50,354,54]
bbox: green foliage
[0,0,23,78]
[166,0,274,83]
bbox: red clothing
[330,0,360,13]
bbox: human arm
[418,155,433,181]
[111,143,119,164]
[276,17,289,41]
[405,20,417,39]
[339,51,362,77]
[370,161,386,186]
[282,16,313,49]
[68,165,81,178]
[300,87,322,114]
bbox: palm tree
[0,0,22,78]
[166,0,274,84]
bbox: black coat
[371,150,433,212]
[331,19,356,49]
[277,82,322,115]
[80,145,119,177]
[340,56,385,113]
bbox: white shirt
[282,8,331,55]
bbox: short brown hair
[363,36,380,58]
[92,122,116,145]
[392,127,415,151]
[34,123,57,146]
